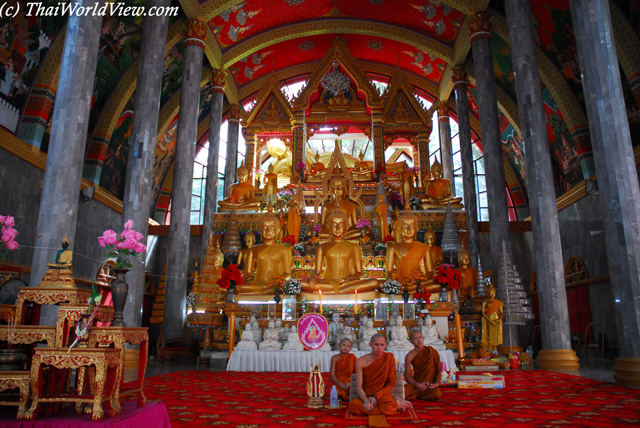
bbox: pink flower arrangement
[296,162,306,172]
[0,215,19,259]
[98,219,147,269]
[356,219,371,229]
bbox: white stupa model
[495,241,534,327]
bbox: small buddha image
[421,159,463,210]
[39,235,75,288]
[218,162,261,211]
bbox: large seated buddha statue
[308,151,327,177]
[218,162,261,211]
[302,205,379,295]
[386,213,440,293]
[239,211,292,294]
[352,151,373,181]
[318,174,361,240]
[421,159,463,210]
[39,235,75,288]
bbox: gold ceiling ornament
[313,142,364,226]
[184,19,207,49]
[211,69,226,93]
[451,65,468,90]
[321,61,351,95]
[437,101,450,119]
[469,12,492,43]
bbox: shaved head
[370,333,386,344]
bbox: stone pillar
[571,0,640,387]
[373,124,384,170]
[292,114,304,178]
[469,12,517,348]
[223,104,241,198]
[418,131,430,186]
[506,0,578,369]
[29,1,104,312]
[18,83,56,149]
[201,68,226,266]
[437,101,454,186]
[121,0,171,328]
[244,133,256,183]
[163,19,206,343]
[452,66,480,268]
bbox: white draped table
[226,349,456,373]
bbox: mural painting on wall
[0,0,65,131]
[89,1,145,130]
[160,40,184,108]
[530,1,584,106]
[99,107,134,198]
[198,82,213,124]
[491,34,516,101]
[542,88,583,189]
[151,114,179,213]
[499,113,526,189]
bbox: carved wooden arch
[564,256,589,284]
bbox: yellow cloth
[404,346,442,401]
[334,353,357,401]
[348,353,398,416]
[323,241,361,281]
[288,205,301,244]
[394,241,429,280]
[428,179,451,199]
[229,182,254,203]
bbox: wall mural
[491,33,517,101]
[0,0,65,131]
[99,107,134,198]
[160,40,184,108]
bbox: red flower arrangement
[435,264,462,290]
[217,264,243,290]
[414,291,432,304]
[281,234,296,247]
[382,235,395,244]
[373,163,386,175]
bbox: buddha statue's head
[245,322,252,331]
[327,207,348,238]
[367,319,373,328]
[315,151,321,162]
[236,162,249,183]
[359,151,365,161]
[396,315,403,325]
[244,231,256,248]
[416,317,424,327]
[426,314,432,324]
[62,234,70,249]
[276,319,282,327]
[398,212,419,240]
[389,317,396,326]
[268,319,275,330]
[458,248,470,267]
[487,284,496,298]
[376,194,386,204]
[425,228,436,245]
[266,138,289,159]
[260,212,279,242]
[333,313,340,322]
[328,176,348,200]
[430,159,443,178]
[268,163,274,173]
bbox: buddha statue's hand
[308,277,319,287]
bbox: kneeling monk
[348,334,398,416]
[404,330,442,401]
[330,338,357,401]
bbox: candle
[355,290,358,316]
[454,310,464,359]
[319,290,323,313]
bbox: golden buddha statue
[456,246,478,301]
[352,151,373,181]
[303,206,379,294]
[239,212,292,294]
[399,162,415,210]
[386,213,440,293]
[237,231,256,270]
[421,159,463,210]
[266,139,292,175]
[219,162,261,211]
[287,198,302,244]
[39,235,75,288]
[425,228,444,277]
[374,194,389,241]
[262,163,278,211]
[481,284,503,352]
[390,209,401,243]
[309,151,327,176]
[319,175,361,240]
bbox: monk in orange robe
[348,334,398,416]
[330,338,357,401]
[404,330,442,401]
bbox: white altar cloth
[226,349,456,373]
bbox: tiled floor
[143,352,618,385]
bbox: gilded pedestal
[613,356,640,389]
[535,349,580,371]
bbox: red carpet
[139,369,640,427]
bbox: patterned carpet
[140,370,640,427]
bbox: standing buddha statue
[481,284,504,352]
[399,162,415,210]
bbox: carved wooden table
[88,327,149,406]
[55,304,114,347]
[15,287,91,324]
[0,371,30,419]
[0,325,56,348]
[25,348,122,421]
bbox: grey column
[437,101,454,185]
[571,0,640,375]
[201,69,226,265]
[470,12,517,347]
[223,105,241,198]
[452,66,480,268]
[164,20,206,343]
[121,0,170,328]
[506,0,576,364]
[29,1,104,318]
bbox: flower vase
[227,286,236,303]
[111,268,129,327]
[402,289,410,304]
[273,289,281,304]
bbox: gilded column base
[497,345,523,355]
[613,356,640,389]
[535,348,580,371]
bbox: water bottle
[330,385,339,408]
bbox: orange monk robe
[457,266,478,301]
[334,353,357,401]
[404,346,442,401]
[348,353,398,416]
[229,182,254,203]
[310,162,326,174]
[374,201,389,240]
[428,245,444,270]
[288,204,301,244]
[428,178,451,199]
[394,241,430,280]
